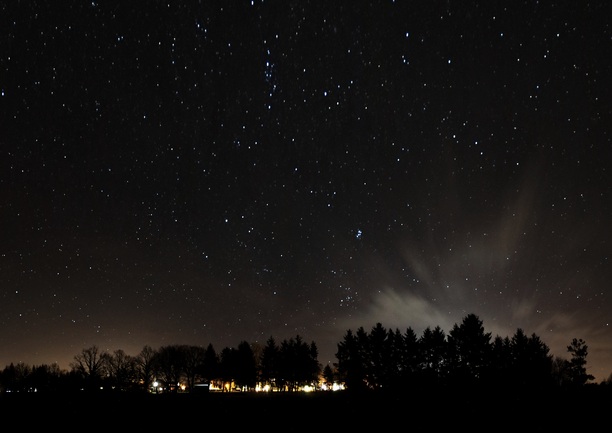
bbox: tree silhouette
[551,356,572,387]
[366,323,388,389]
[183,345,207,392]
[504,329,554,390]
[154,345,187,392]
[278,335,320,391]
[103,349,137,391]
[234,341,257,391]
[260,336,280,390]
[332,313,588,393]
[70,345,106,391]
[202,343,219,386]
[567,338,595,386]
[135,345,157,393]
[397,327,420,387]
[307,340,321,386]
[335,328,367,391]
[489,335,513,387]
[447,313,492,386]
[525,333,554,389]
[418,326,447,385]
[322,363,335,387]
[219,347,237,391]
[29,363,63,392]
[0,363,31,392]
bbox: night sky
[2,1,611,382]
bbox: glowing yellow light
[332,383,345,391]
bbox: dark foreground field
[1,386,610,430]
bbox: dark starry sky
[1,1,611,381]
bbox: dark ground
[1,386,610,430]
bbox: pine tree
[566,338,595,386]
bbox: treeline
[0,334,320,394]
[335,313,598,392]
[0,313,606,394]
